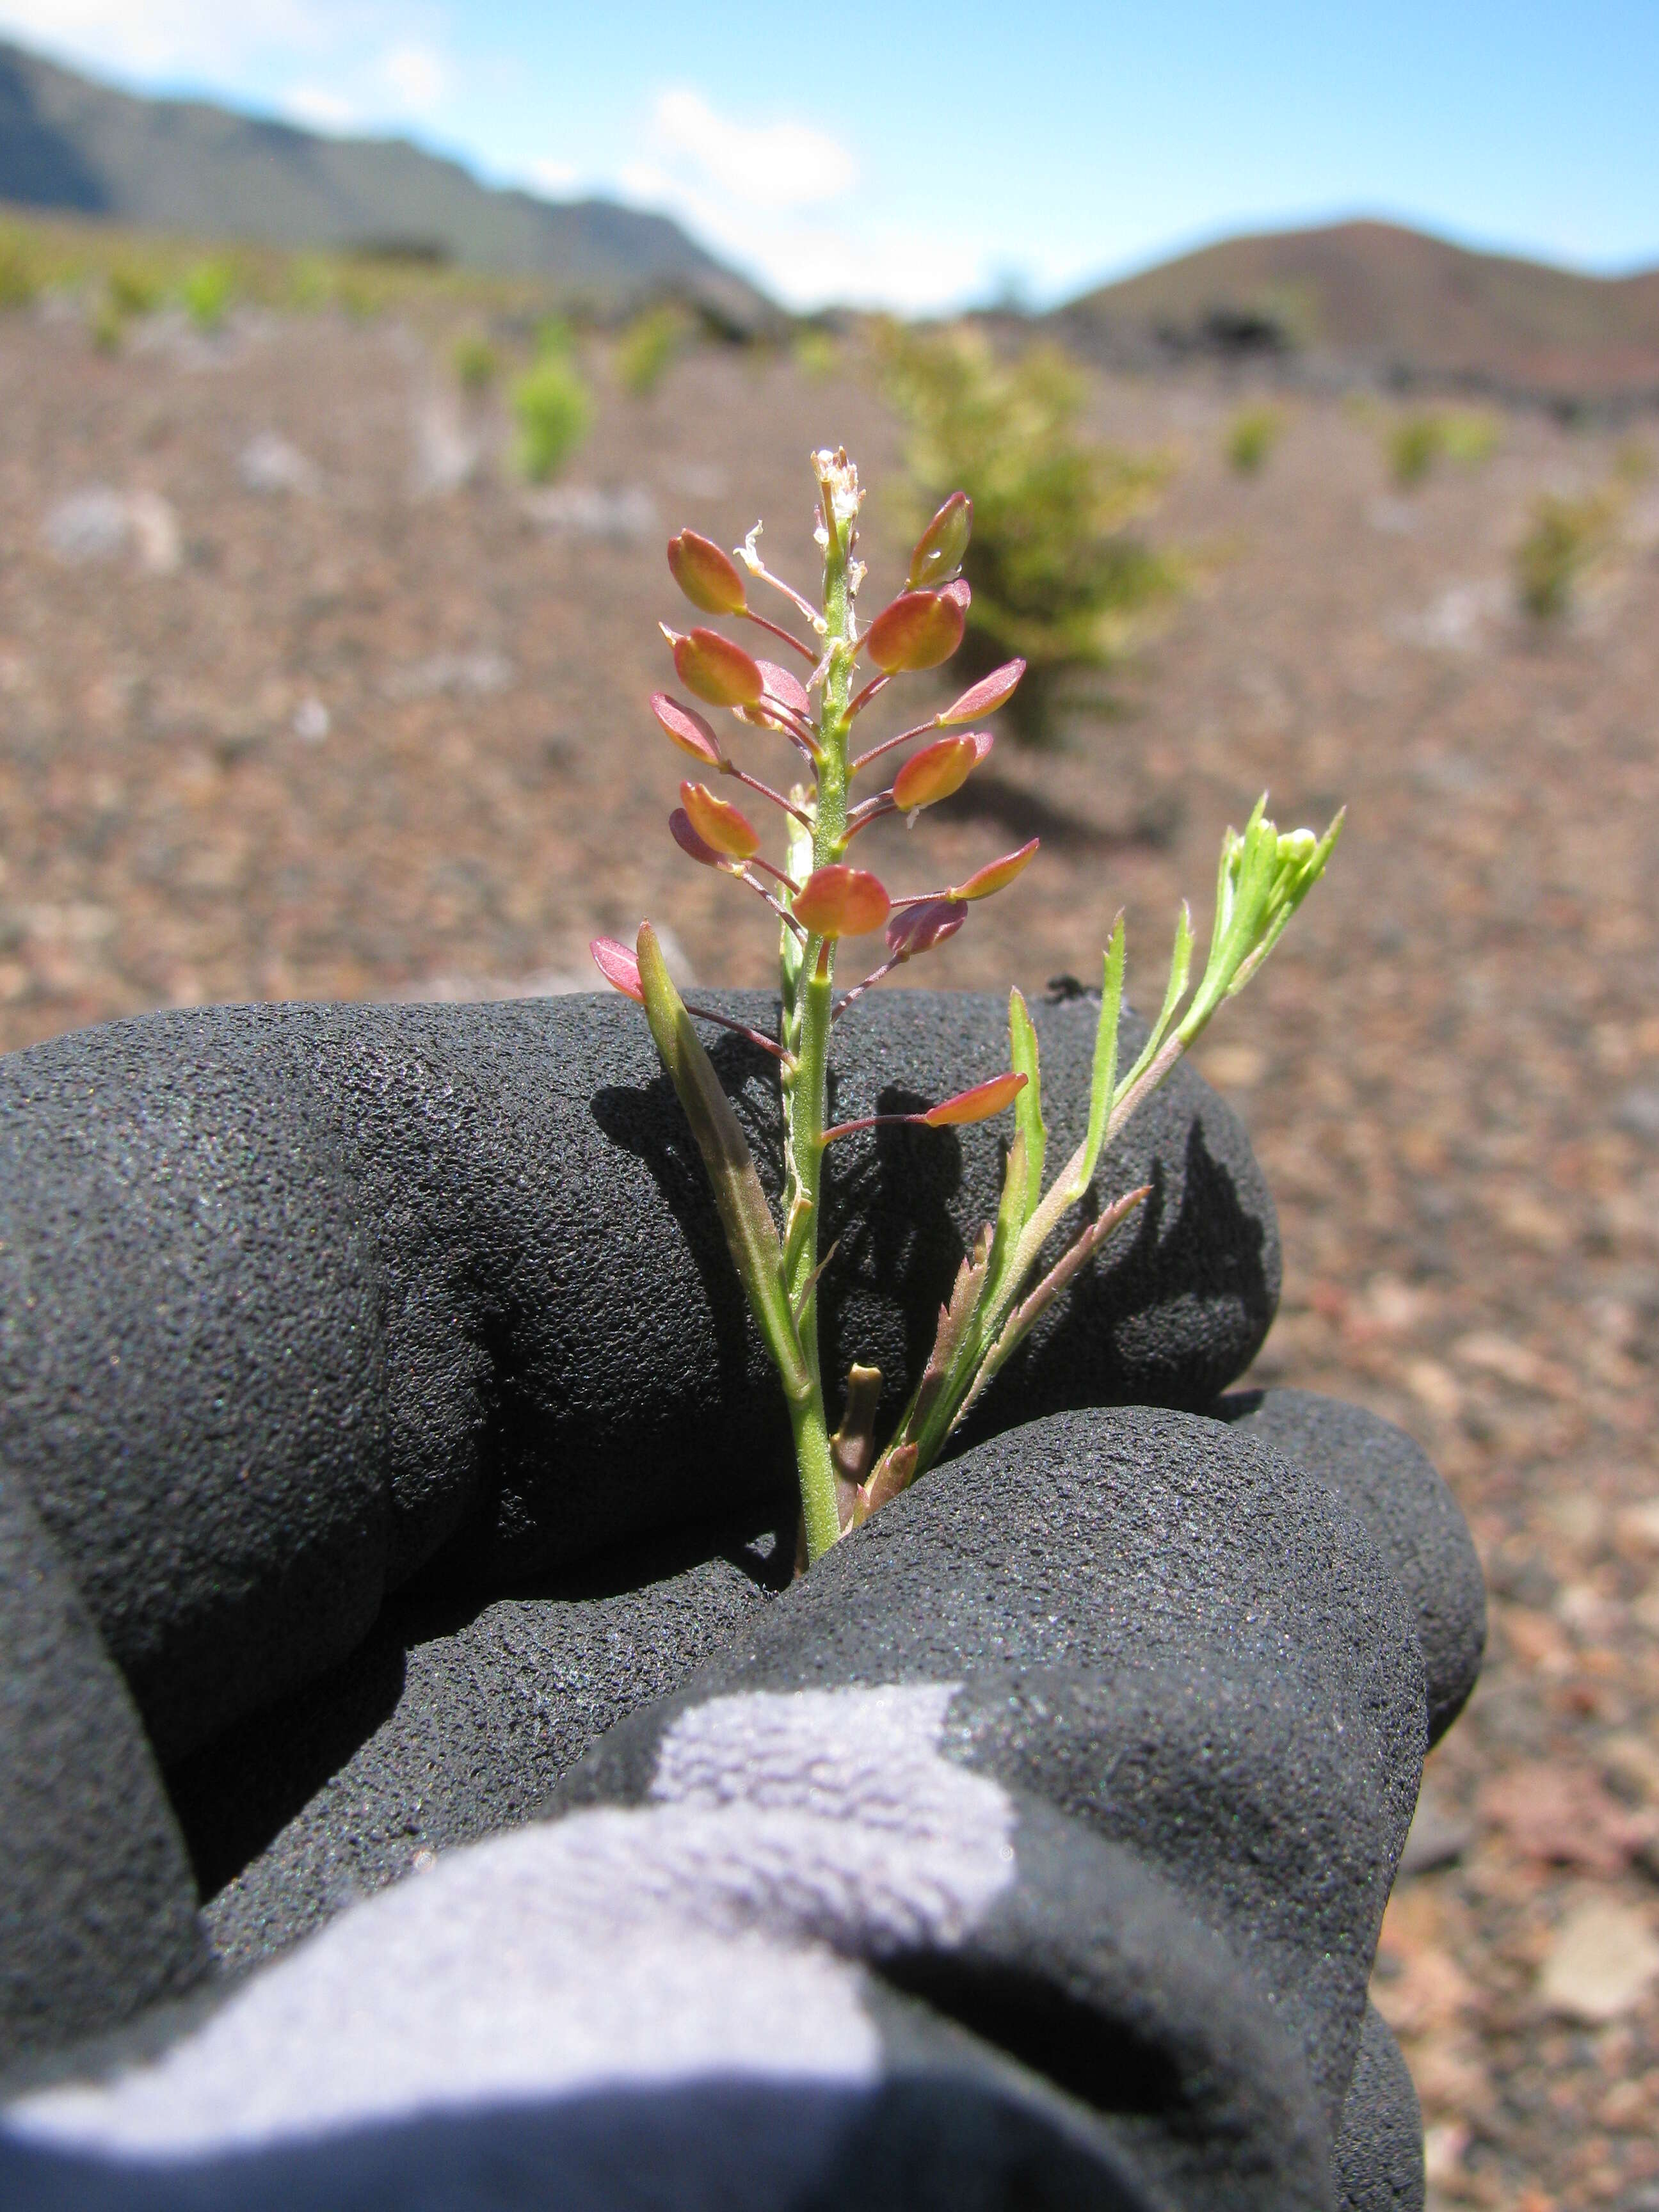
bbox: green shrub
[90,295,125,353]
[453,330,500,394]
[1225,403,1283,476]
[180,259,234,332]
[792,327,839,381]
[881,325,1180,742]
[1514,486,1619,621]
[108,262,164,318]
[0,227,40,309]
[616,303,689,397]
[512,351,593,481]
[1438,409,1500,467]
[1387,413,1441,487]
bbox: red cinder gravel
[3,305,1658,2209]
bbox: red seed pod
[650,691,725,767]
[670,805,738,870]
[756,660,811,716]
[792,865,891,939]
[885,897,967,960]
[949,837,1040,902]
[940,577,972,614]
[665,625,766,709]
[865,588,966,675]
[921,1071,1027,1128]
[668,530,748,616]
[936,659,1025,726]
[892,730,993,813]
[680,780,759,860]
[589,935,645,1002]
[907,492,972,591]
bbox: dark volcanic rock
[1331,2004,1425,2212]
[0,1474,205,2067]
[0,991,1275,1761]
[1215,1389,1486,1743]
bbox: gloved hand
[1,1397,1482,2211]
[0,988,1485,2211]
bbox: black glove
[1,1399,1481,2211]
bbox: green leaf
[636,922,810,1403]
[1072,916,1124,1199]
[1006,987,1046,1221]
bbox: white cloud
[528,156,579,198]
[0,0,330,78]
[380,40,444,115]
[283,83,357,132]
[652,88,856,213]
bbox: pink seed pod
[892,730,993,813]
[937,658,1024,726]
[670,805,739,870]
[756,660,811,716]
[907,492,972,591]
[940,577,972,614]
[650,692,725,767]
[792,865,891,939]
[668,530,748,616]
[665,625,766,709]
[865,588,966,674]
[921,1071,1027,1127]
[589,936,645,1002]
[950,837,1040,901]
[680,780,759,860]
[885,897,967,960]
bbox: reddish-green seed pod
[886,897,967,960]
[920,1071,1027,1127]
[589,935,645,1002]
[757,660,811,715]
[865,589,966,674]
[670,805,739,870]
[937,658,1024,726]
[650,691,725,767]
[892,730,992,813]
[668,530,748,616]
[907,492,972,591]
[792,865,890,939]
[680,780,759,860]
[950,837,1040,901]
[665,625,765,709]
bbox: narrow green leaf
[1073,917,1124,1198]
[981,1126,1029,1318]
[1119,901,1192,1100]
[1006,987,1046,1221]
[637,923,810,1402]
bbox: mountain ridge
[0,38,771,328]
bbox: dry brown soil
[3,304,1659,2209]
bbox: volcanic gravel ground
[3,304,1659,2208]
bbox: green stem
[783,460,859,1562]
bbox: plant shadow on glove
[0,1406,1467,2211]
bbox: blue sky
[4,1,1656,311]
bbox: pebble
[1537,1895,1659,2023]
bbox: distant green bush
[1225,403,1283,476]
[108,262,164,318]
[1387,413,1441,487]
[1514,486,1619,621]
[792,326,839,381]
[616,303,689,397]
[180,259,234,332]
[1384,406,1500,487]
[513,349,593,481]
[881,324,1180,742]
[453,330,500,394]
[1437,409,1500,467]
[0,227,40,309]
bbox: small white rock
[1538,1894,1659,2022]
[293,698,330,742]
[239,432,316,495]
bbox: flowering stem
[780,454,860,1562]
